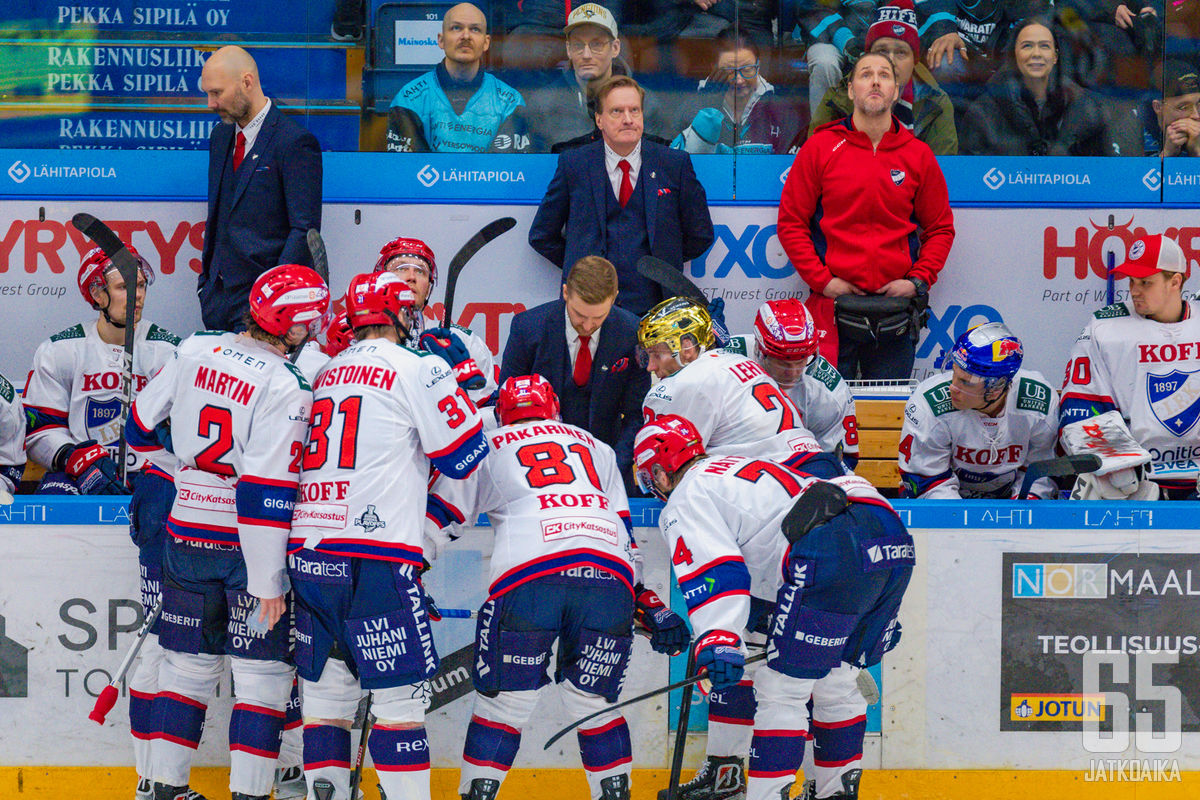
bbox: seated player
[0,370,24,500]
[899,323,1059,499]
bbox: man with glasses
[1148,59,1200,157]
[530,75,714,315]
[672,31,805,154]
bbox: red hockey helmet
[496,374,561,426]
[754,299,818,361]
[322,310,354,357]
[374,236,437,284]
[344,271,416,333]
[248,264,330,338]
[78,245,155,309]
[633,414,706,497]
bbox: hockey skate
[657,756,745,800]
[273,765,306,799]
[150,783,209,800]
[600,774,631,799]
[798,769,861,799]
[461,777,501,800]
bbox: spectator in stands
[523,4,636,153]
[198,45,322,332]
[529,76,715,316]
[1084,3,1162,62]
[1145,59,1200,157]
[494,0,626,71]
[778,52,954,381]
[960,17,1110,156]
[499,256,649,486]
[810,1,957,154]
[387,3,529,153]
[672,30,806,154]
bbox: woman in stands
[960,16,1110,156]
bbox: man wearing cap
[809,1,956,155]
[387,2,529,153]
[1060,234,1200,500]
[529,75,714,316]
[1146,59,1200,157]
[523,4,636,152]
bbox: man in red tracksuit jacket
[778,50,955,381]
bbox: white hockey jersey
[128,331,314,598]
[24,319,179,473]
[289,338,489,569]
[899,369,1060,499]
[659,458,892,637]
[426,419,637,601]
[445,323,499,408]
[1061,301,1200,484]
[643,350,823,468]
[725,334,859,459]
[0,372,26,493]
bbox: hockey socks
[578,716,632,799]
[706,680,756,757]
[149,692,207,787]
[130,688,157,777]
[461,714,522,790]
[370,725,431,800]
[746,728,806,800]
[228,703,285,795]
[811,715,865,796]
[303,724,352,800]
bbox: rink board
[3,497,1200,791]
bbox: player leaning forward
[1060,234,1200,499]
[128,265,331,800]
[288,271,490,800]
[426,374,688,800]
[634,415,914,800]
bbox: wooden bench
[848,380,915,496]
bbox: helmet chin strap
[98,294,128,329]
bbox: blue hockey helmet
[948,322,1023,383]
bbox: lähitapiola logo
[1143,168,1162,191]
[983,167,1006,190]
[417,164,439,188]
[8,161,30,183]
[779,166,791,184]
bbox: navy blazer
[527,138,714,314]
[500,299,649,486]
[201,102,322,296]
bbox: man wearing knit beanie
[864,0,920,60]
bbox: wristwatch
[907,277,929,297]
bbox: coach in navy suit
[528,75,714,316]
[199,46,322,331]
[500,256,649,487]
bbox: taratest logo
[8,161,30,183]
[983,167,1006,190]
[417,164,439,188]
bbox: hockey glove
[418,559,442,622]
[129,468,175,549]
[62,440,127,495]
[694,630,744,691]
[707,298,731,348]
[420,327,486,390]
[634,587,690,655]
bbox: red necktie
[618,159,633,207]
[233,131,246,172]
[574,335,592,386]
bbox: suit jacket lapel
[590,143,608,226]
[230,105,280,209]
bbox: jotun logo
[1011,693,1106,722]
[417,164,439,188]
[8,161,30,183]
[1012,562,1108,599]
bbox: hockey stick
[1017,453,1102,500]
[89,598,163,724]
[441,217,516,328]
[543,652,768,750]
[1105,247,1116,307]
[71,213,141,486]
[665,646,697,800]
[636,255,730,344]
[348,693,374,800]
[435,607,476,619]
[289,229,332,365]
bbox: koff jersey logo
[1147,369,1200,437]
[417,164,439,187]
[354,504,386,532]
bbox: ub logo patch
[890,169,906,186]
[85,396,122,431]
[355,504,387,532]
[1147,369,1200,436]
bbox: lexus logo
[8,161,30,183]
[417,164,439,187]
[982,167,1005,190]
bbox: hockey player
[0,370,25,501]
[635,415,913,800]
[723,300,859,469]
[127,264,330,800]
[322,310,353,358]
[637,297,840,479]
[25,244,179,494]
[373,235,498,405]
[288,271,489,800]
[1060,234,1200,500]
[425,374,688,800]
[899,323,1060,499]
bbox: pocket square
[657,188,672,196]
[610,357,629,373]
